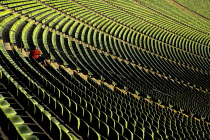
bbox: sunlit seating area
[0,0,210,139]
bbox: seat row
[0,1,209,76]
[2,35,210,140]
[173,0,210,20]
[43,0,210,48]
[1,5,210,119]
[8,44,210,137]
[2,0,209,62]
[0,46,81,140]
[0,84,39,140]
[1,0,210,139]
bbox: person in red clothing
[30,47,47,66]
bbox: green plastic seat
[69,133,79,140]
[88,127,101,140]
[79,119,89,138]
[2,107,17,116]
[15,124,33,135]
[109,126,120,140]
[69,112,80,131]
[50,117,61,140]
[60,125,75,140]
[0,100,10,107]
[9,115,24,124]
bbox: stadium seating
[0,0,210,139]
[172,0,210,20]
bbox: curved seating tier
[0,0,210,139]
[173,0,210,20]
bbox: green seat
[28,99,38,115]
[123,127,134,140]
[119,116,127,128]
[2,107,17,116]
[0,100,10,107]
[9,115,24,124]
[83,108,92,124]
[63,107,71,123]
[144,131,153,140]
[107,115,115,128]
[77,104,84,118]
[115,121,124,134]
[93,106,101,118]
[109,126,120,140]
[34,104,44,123]
[100,120,109,137]
[69,133,79,140]
[16,124,33,135]
[88,127,101,140]
[70,99,78,113]
[51,117,61,140]
[100,111,108,123]
[42,110,52,132]
[135,126,144,138]
[91,115,100,130]
[133,133,142,140]
[60,125,74,140]
[56,101,64,117]
[79,119,89,138]
[69,112,80,132]
[87,101,94,113]
[127,122,136,133]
